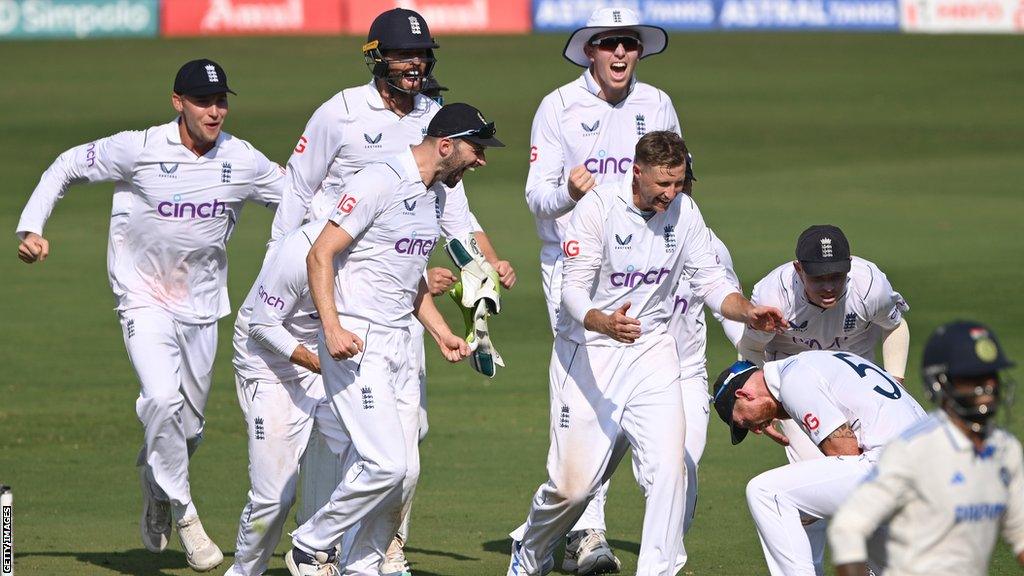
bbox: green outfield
[1,32,1023,575]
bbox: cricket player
[737,224,910,570]
[15,59,284,572]
[712,350,928,575]
[285,104,503,576]
[270,10,514,573]
[524,7,680,570]
[830,320,1024,576]
[508,131,786,576]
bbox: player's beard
[439,152,470,188]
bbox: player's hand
[567,164,596,201]
[494,260,516,289]
[324,325,364,360]
[436,332,471,363]
[426,267,458,296]
[745,305,788,334]
[290,345,321,374]
[587,303,642,343]
[753,419,790,446]
[18,232,49,264]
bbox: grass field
[1,32,1023,575]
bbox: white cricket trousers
[540,250,609,534]
[120,306,215,519]
[514,334,688,576]
[292,321,418,570]
[298,323,428,536]
[224,373,347,576]
[746,454,887,576]
[780,417,834,575]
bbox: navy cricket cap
[796,224,851,276]
[923,320,1015,381]
[712,360,759,445]
[365,8,439,52]
[427,103,504,148]
[174,59,235,97]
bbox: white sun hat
[562,7,668,68]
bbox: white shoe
[563,530,620,575]
[138,469,171,553]
[380,534,412,575]
[285,548,341,576]
[176,515,224,572]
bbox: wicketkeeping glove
[445,236,504,377]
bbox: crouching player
[509,131,785,575]
[712,350,927,575]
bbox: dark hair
[634,131,688,170]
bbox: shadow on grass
[16,548,231,576]
[481,536,641,572]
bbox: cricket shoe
[176,515,223,572]
[508,540,554,576]
[380,534,412,575]
[285,548,341,576]
[138,469,171,553]
[562,529,621,575]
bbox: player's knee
[372,459,408,488]
[137,392,185,421]
[552,482,595,509]
[746,474,775,510]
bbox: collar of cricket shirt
[580,69,637,102]
[365,79,430,115]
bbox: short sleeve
[328,166,391,239]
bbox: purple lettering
[257,285,286,311]
[85,142,96,168]
[673,295,689,315]
[610,267,672,289]
[157,201,174,217]
[156,199,229,220]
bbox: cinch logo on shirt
[955,503,1006,523]
[610,267,670,288]
[157,196,227,219]
[395,237,436,256]
[673,295,689,315]
[584,152,632,175]
[257,285,285,311]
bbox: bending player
[830,321,1024,576]
[286,104,502,576]
[711,350,927,575]
[508,131,785,576]
[15,59,284,572]
[736,224,910,572]
[524,7,681,571]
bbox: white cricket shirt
[667,227,745,380]
[746,257,909,361]
[328,149,455,328]
[558,171,736,347]
[763,350,926,461]
[829,411,1024,575]
[525,70,681,261]
[271,80,477,241]
[17,120,284,323]
[233,219,324,384]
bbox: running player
[524,7,679,571]
[15,59,283,572]
[509,131,784,576]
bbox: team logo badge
[662,225,676,252]
[364,133,383,148]
[204,64,219,83]
[559,405,570,429]
[254,417,265,440]
[221,162,232,184]
[614,233,632,248]
[635,114,647,136]
[969,327,999,362]
[844,313,857,332]
[408,16,422,34]
[820,237,833,258]
[581,120,600,133]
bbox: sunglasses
[446,121,496,141]
[589,36,642,52]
